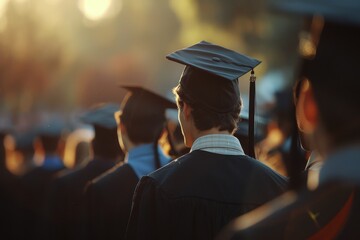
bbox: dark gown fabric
[85,164,139,240]
[0,139,21,240]
[43,158,116,240]
[218,145,360,240]
[19,164,66,240]
[125,150,288,240]
[218,182,357,240]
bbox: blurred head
[37,135,62,154]
[116,91,168,152]
[92,125,122,159]
[293,78,314,151]
[298,21,360,154]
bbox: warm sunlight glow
[78,0,112,21]
[0,0,9,17]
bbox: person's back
[19,121,67,239]
[43,104,122,240]
[85,87,176,240]
[129,150,286,239]
[125,41,288,240]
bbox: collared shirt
[41,155,64,171]
[319,144,360,185]
[126,143,171,179]
[305,151,323,171]
[190,134,245,156]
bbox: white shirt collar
[191,134,245,156]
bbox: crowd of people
[1,0,360,239]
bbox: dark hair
[306,21,360,147]
[120,93,166,145]
[92,125,122,159]
[39,135,61,153]
[120,93,167,169]
[173,84,240,133]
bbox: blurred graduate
[43,103,123,240]
[216,0,360,239]
[84,86,176,240]
[125,41,288,240]
[19,118,67,239]
[0,123,21,239]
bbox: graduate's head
[81,103,123,159]
[273,0,360,154]
[300,21,360,153]
[117,86,177,152]
[173,74,241,147]
[167,41,261,147]
[36,119,65,155]
[92,125,122,159]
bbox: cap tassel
[248,70,256,158]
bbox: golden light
[78,0,113,21]
[0,0,9,17]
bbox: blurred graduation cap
[80,103,122,159]
[166,40,261,157]
[37,118,68,137]
[0,115,13,136]
[80,103,119,129]
[120,86,177,110]
[270,0,360,26]
[13,130,37,152]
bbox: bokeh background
[0,0,302,115]
[0,0,305,173]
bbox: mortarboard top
[13,129,37,151]
[120,85,177,110]
[80,103,119,129]
[0,115,13,135]
[270,0,360,26]
[37,118,67,137]
[166,41,261,114]
[271,0,360,86]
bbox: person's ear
[118,122,127,135]
[296,79,318,134]
[182,102,193,121]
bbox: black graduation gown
[43,158,116,240]
[217,182,357,240]
[19,165,66,240]
[85,164,139,240]
[0,163,21,240]
[125,150,288,240]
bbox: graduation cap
[80,103,119,129]
[166,41,261,158]
[81,103,122,159]
[37,118,67,137]
[13,130,37,152]
[270,0,360,26]
[120,86,177,110]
